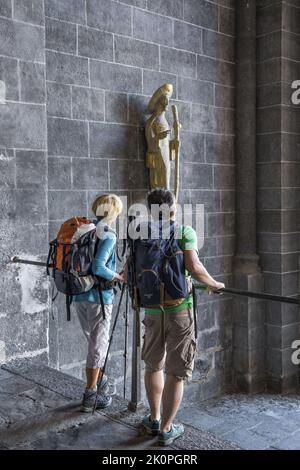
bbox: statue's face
[160,95,169,112]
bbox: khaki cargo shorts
[141,309,196,380]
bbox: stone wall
[257,0,300,392]
[0,0,236,402]
[0,0,49,364]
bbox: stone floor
[0,363,299,450]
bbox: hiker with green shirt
[138,189,225,445]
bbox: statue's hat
[147,83,173,113]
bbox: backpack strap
[192,284,198,340]
[159,282,166,346]
[66,294,72,322]
[98,287,106,320]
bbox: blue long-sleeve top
[73,220,117,305]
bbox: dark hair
[147,189,175,210]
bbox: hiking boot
[140,415,161,436]
[98,375,116,396]
[81,389,112,413]
[158,423,185,446]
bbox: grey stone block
[203,30,234,62]
[257,107,281,133]
[47,82,71,118]
[257,188,281,210]
[198,329,220,350]
[87,0,132,36]
[197,55,234,86]
[90,60,142,94]
[281,57,300,83]
[184,0,218,29]
[206,135,234,164]
[72,158,109,190]
[2,311,48,357]
[45,0,86,24]
[257,83,281,108]
[143,69,177,97]
[180,131,205,162]
[109,159,148,190]
[45,17,76,54]
[267,323,300,350]
[105,91,128,123]
[46,51,89,86]
[47,117,88,157]
[120,0,146,6]
[204,255,232,276]
[257,31,281,62]
[0,56,18,101]
[89,122,138,159]
[257,133,281,163]
[174,20,202,53]
[282,31,300,61]
[48,157,72,190]
[133,9,173,46]
[219,5,235,36]
[72,87,104,121]
[181,163,213,190]
[282,133,300,163]
[190,104,219,133]
[234,326,265,350]
[128,94,148,125]
[283,2,300,35]
[214,165,234,190]
[257,58,281,85]
[0,103,46,149]
[265,301,299,327]
[161,46,196,78]
[13,0,44,25]
[257,2,281,36]
[15,188,47,223]
[19,61,45,104]
[0,17,45,62]
[115,36,159,70]
[215,85,234,109]
[282,107,300,134]
[178,189,220,212]
[220,190,235,212]
[0,148,15,189]
[178,77,214,105]
[207,213,235,237]
[266,347,299,378]
[16,150,46,189]
[0,0,12,17]
[147,0,183,19]
[48,190,87,220]
[234,348,265,375]
[78,26,113,61]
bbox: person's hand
[208,282,225,295]
[158,130,170,140]
[114,272,126,283]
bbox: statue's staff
[171,104,181,201]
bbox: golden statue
[145,84,181,200]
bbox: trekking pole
[92,282,126,414]
[123,285,129,399]
[11,256,53,268]
[194,283,299,305]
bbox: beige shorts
[141,309,196,380]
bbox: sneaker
[98,375,116,396]
[140,415,161,436]
[158,423,185,446]
[81,389,112,413]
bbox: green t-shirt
[145,224,198,315]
